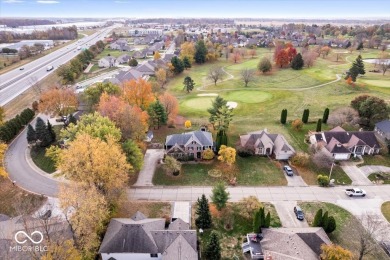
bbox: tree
[302,50,317,67]
[230,48,242,63]
[211,182,230,211]
[313,208,323,227]
[202,148,214,160]
[280,109,287,124]
[327,107,360,128]
[240,196,262,219]
[257,57,272,73]
[61,112,122,142]
[204,232,221,260]
[128,58,138,67]
[57,134,131,202]
[0,106,4,125]
[35,117,53,147]
[320,244,353,260]
[241,68,256,87]
[194,40,208,64]
[183,76,195,93]
[184,120,192,128]
[122,78,155,110]
[159,92,178,122]
[47,120,56,142]
[83,82,121,108]
[217,145,236,166]
[26,124,37,143]
[275,49,289,68]
[249,48,257,58]
[155,68,167,88]
[180,42,195,64]
[351,95,390,130]
[170,56,184,74]
[355,55,365,75]
[207,66,225,86]
[164,155,181,174]
[317,175,330,187]
[153,51,161,60]
[122,140,143,172]
[291,119,303,131]
[322,108,330,124]
[291,53,304,70]
[147,100,167,129]
[378,52,389,75]
[316,119,322,132]
[39,89,78,116]
[182,56,191,69]
[346,55,366,82]
[302,109,310,124]
[195,194,212,229]
[290,152,310,167]
[320,46,331,58]
[326,216,336,233]
[59,182,109,258]
[0,142,8,178]
[357,42,364,50]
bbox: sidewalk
[133,149,164,187]
[340,162,373,185]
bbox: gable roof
[323,127,379,149]
[376,120,390,133]
[168,218,190,230]
[166,131,213,147]
[240,130,294,154]
[131,211,147,221]
[161,234,198,260]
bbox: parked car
[283,165,294,176]
[294,206,304,220]
[55,116,67,122]
[345,188,366,197]
[19,67,24,70]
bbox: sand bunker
[227,101,238,109]
[197,93,218,97]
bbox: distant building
[129,29,163,36]
[98,56,116,68]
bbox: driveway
[133,149,164,187]
[340,162,373,185]
[273,201,309,228]
[359,165,390,176]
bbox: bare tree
[240,68,256,87]
[207,66,225,86]
[327,107,360,128]
[302,50,317,67]
[378,52,389,76]
[345,214,389,260]
[312,149,334,169]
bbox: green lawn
[368,172,390,184]
[382,201,390,223]
[153,156,286,186]
[30,147,56,173]
[95,47,132,60]
[361,154,390,167]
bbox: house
[98,56,116,68]
[242,228,331,260]
[132,50,146,59]
[136,60,160,75]
[239,129,295,160]
[165,130,214,159]
[103,68,143,85]
[309,126,381,160]
[145,130,154,142]
[375,120,390,141]
[99,211,198,260]
[116,54,131,64]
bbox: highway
[0,24,120,106]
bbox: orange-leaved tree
[39,88,78,116]
[158,92,178,122]
[122,78,155,110]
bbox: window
[150,253,158,258]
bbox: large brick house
[165,131,214,159]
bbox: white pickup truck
[345,188,366,197]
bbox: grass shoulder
[381,201,390,223]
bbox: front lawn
[114,201,171,219]
[362,154,390,167]
[381,201,390,223]
[368,172,390,184]
[153,156,287,186]
[30,147,56,173]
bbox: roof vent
[336,143,342,147]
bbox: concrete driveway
[133,149,164,187]
[273,201,309,228]
[359,165,390,176]
[340,162,373,185]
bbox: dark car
[19,67,24,70]
[283,165,294,176]
[294,206,304,220]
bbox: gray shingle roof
[323,127,380,149]
[168,218,190,230]
[376,120,390,133]
[131,211,147,221]
[166,131,213,147]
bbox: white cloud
[36,0,60,4]
[2,0,24,3]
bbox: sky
[1,0,390,19]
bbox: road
[0,24,120,106]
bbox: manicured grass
[362,154,390,167]
[181,96,215,111]
[381,201,390,223]
[362,79,390,88]
[153,156,287,186]
[368,172,390,184]
[223,90,273,104]
[114,201,171,219]
[95,47,131,59]
[30,147,56,173]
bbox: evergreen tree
[68,114,77,125]
[259,207,265,228]
[356,42,364,50]
[26,124,37,143]
[147,100,167,129]
[216,130,228,152]
[35,117,52,147]
[183,76,195,93]
[355,55,365,75]
[302,109,310,123]
[47,120,56,142]
[325,216,336,233]
[346,55,366,82]
[183,56,191,69]
[170,56,184,74]
[264,212,271,228]
[195,194,212,229]
[194,40,208,64]
[211,182,230,211]
[313,209,323,227]
[322,108,329,124]
[253,210,261,233]
[322,211,329,231]
[122,139,144,172]
[316,119,322,132]
[204,231,221,260]
[280,109,287,124]
[291,53,304,70]
[128,58,138,67]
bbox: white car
[345,188,366,197]
[46,65,54,71]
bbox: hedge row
[0,108,35,143]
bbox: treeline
[57,40,105,84]
[0,19,54,27]
[0,108,35,143]
[0,26,78,43]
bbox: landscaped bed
[368,172,390,184]
[153,156,287,186]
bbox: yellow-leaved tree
[184,120,192,128]
[320,244,353,260]
[217,145,236,166]
[0,142,7,178]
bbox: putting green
[362,79,390,88]
[223,90,272,103]
[182,97,215,110]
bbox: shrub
[208,169,222,178]
[317,174,330,187]
[236,146,253,157]
[184,120,191,128]
[290,152,310,167]
[202,148,215,160]
[238,196,263,219]
[291,119,303,131]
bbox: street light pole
[329,162,335,180]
